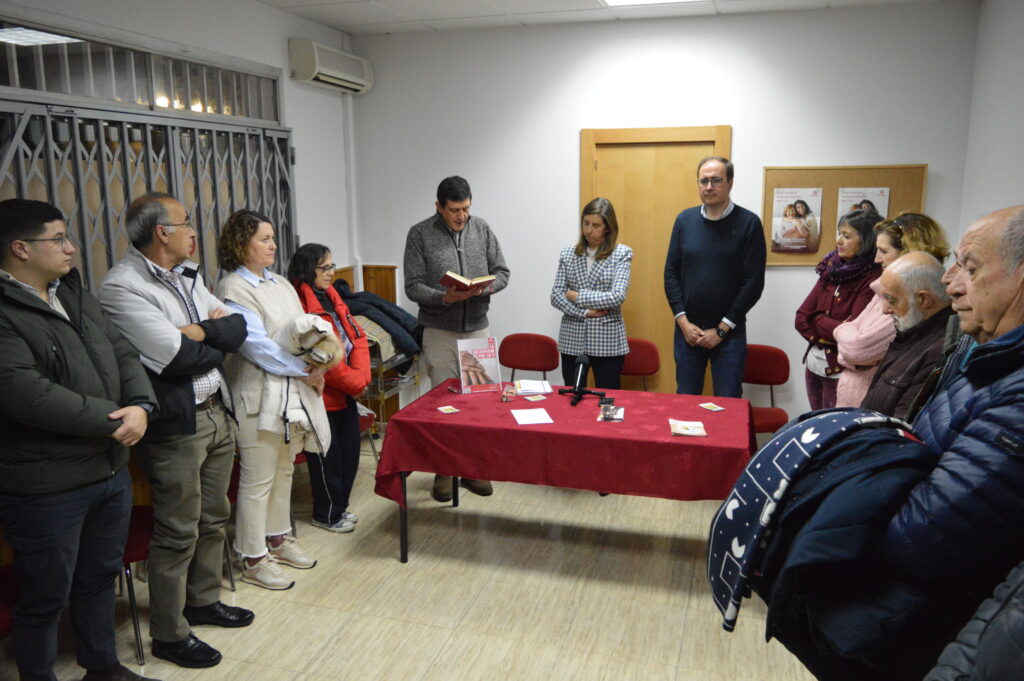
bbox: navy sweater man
[663,156,766,396]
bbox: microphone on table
[571,354,589,394]
[558,353,604,406]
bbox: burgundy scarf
[815,251,876,284]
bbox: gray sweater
[403,213,510,332]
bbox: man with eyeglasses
[663,156,766,397]
[0,199,158,681]
[99,193,251,669]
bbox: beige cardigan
[216,270,330,453]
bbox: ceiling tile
[290,1,404,26]
[421,14,525,30]
[829,0,932,6]
[376,0,504,21]
[610,1,717,19]
[261,0,366,7]
[716,0,828,14]
[518,8,618,25]
[345,20,433,33]
[489,0,605,12]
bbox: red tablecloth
[374,379,755,507]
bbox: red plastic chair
[621,338,660,391]
[498,333,559,381]
[123,505,154,665]
[743,344,791,434]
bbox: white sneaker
[311,517,355,533]
[341,510,358,524]
[241,554,295,590]
[268,535,317,569]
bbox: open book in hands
[439,271,496,291]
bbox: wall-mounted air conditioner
[288,39,374,94]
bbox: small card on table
[699,402,725,411]
[437,405,460,414]
[669,419,707,436]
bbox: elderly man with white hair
[859,251,954,420]
[882,205,1024,677]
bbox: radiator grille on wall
[0,98,295,290]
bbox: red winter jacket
[294,282,371,411]
[794,265,881,376]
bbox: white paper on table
[511,408,554,425]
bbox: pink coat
[833,279,897,408]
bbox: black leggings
[560,353,626,390]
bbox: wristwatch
[716,326,728,339]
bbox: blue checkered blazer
[550,243,632,356]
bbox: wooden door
[581,126,731,394]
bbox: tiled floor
[1,435,813,681]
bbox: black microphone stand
[559,355,605,406]
[558,384,605,406]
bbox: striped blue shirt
[224,267,308,377]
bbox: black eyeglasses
[21,234,73,249]
[698,177,725,188]
[163,219,196,232]
[314,263,336,273]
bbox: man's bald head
[879,251,950,332]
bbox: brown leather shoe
[431,474,453,502]
[461,478,493,496]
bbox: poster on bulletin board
[770,187,822,255]
[762,165,927,266]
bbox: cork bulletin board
[762,164,928,266]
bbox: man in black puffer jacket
[0,199,158,681]
[885,205,1024,675]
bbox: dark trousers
[805,368,839,411]
[306,396,360,524]
[0,466,131,681]
[673,325,747,398]
[561,353,626,390]
[135,403,235,642]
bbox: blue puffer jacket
[886,322,1024,590]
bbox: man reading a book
[402,175,511,502]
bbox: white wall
[959,0,1024,230]
[0,0,354,262]
[352,0,979,417]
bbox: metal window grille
[0,20,280,124]
[0,98,296,290]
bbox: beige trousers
[234,411,307,558]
